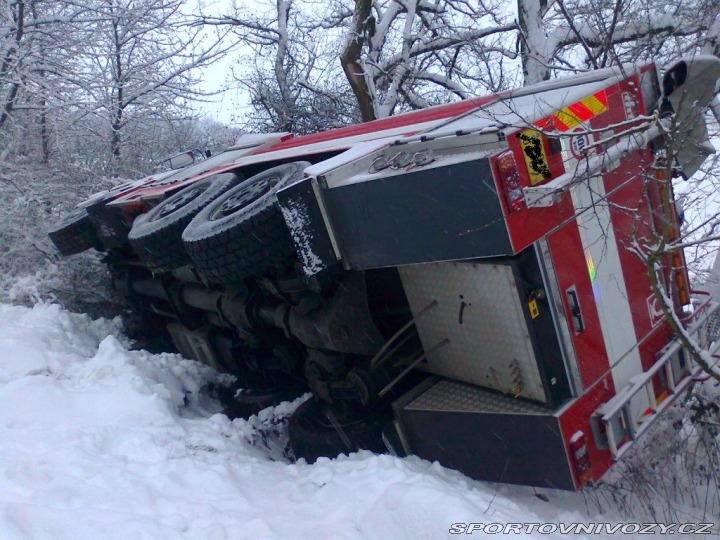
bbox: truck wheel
[288,398,388,463]
[48,206,102,255]
[49,180,149,255]
[128,173,240,272]
[182,162,309,285]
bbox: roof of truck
[110,63,654,206]
[255,95,500,154]
[257,63,653,156]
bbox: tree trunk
[40,96,49,165]
[111,11,123,165]
[273,0,296,132]
[340,0,376,122]
[111,118,121,160]
[0,0,25,131]
[517,0,551,85]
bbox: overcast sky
[192,0,252,125]
[197,52,247,125]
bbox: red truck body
[49,57,720,490]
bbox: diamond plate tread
[706,310,720,342]
[399,261,546,402]
[406,379,549,415]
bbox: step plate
[396,378,575,490]
[406,379,548,415]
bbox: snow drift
[0,302,707,540]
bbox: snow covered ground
[0,302,714,540]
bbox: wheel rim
[157,186,203,218]
[210,176,278,221]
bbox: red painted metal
[110,95,500,206]
[255,95,499,153]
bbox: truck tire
[48,206,102,255]
[182,162,309,285]
[288,398,387,463]
[128,173,240,272]
[48,180,146,255]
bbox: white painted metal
[413,65,644,143]
[226,132,290,150]
[304,137,399,178]
[430,79,615,138]
[319,131,505,189]
[564,138,649,422]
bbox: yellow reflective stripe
[554,109,583,130]
[540,90,609,132]
[581,94,608,116]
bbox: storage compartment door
[399,258,568,406]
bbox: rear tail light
[672,250,690,305]
[496,151,525,213]
[656,169,691,306]
[569,430,592,486]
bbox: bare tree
[336,0,517,120]
[519,0,720,84]
[208,0,519,124]
[0,1,91,139]
[201,0,359,134]
[75,0,229,174]
[210,0,720,125]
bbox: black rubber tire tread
[128,173,240,272]
[48,206,102,256]
[182,162,309,285]
[85,180,160,250]
[288,398,387,463]
[48,180,146,255]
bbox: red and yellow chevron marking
[536,90,609,132]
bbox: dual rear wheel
[127,162,308,284]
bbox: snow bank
[0,303,677,540]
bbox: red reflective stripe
[567,102,595,122]
[594,90,609,107]
[535,117,552,130]
[552,116,571,131]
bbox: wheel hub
[212,177,278,220]
[157,187,203,218]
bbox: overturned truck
[49,57,720,490]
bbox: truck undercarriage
[48,56,720,490]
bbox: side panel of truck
[546,223,611,388]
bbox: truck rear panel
[278,61,705,489]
